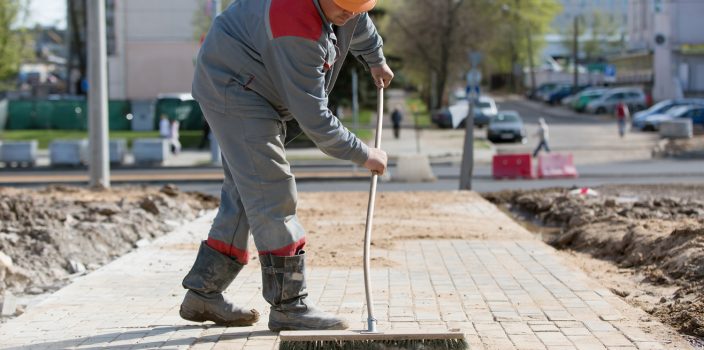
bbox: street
[492,96,659,164]
[180,95,704,195]
[2,95,703,195]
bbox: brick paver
[0,204,670,349]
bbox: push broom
[279,88,468,350]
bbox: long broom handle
[364,87,383,333]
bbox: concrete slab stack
[50,140,89,166]
[0,141,38,167]
[133,138,169,165]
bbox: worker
[179,0,393,332]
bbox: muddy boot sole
[180,306,260,327]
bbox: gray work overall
[193,0,386,262]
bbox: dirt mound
[0,185,218,297]
[484,185,704,338]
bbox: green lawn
[0,130,205,149]
[406,97,432,128]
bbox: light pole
[573,15,580,90]
[209,0,223,166]
[87,0,109,189]
[459,51,481,191]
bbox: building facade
[542,0,629,60]
[108,0,201,101]
[622,0,704,100]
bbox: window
[607,93,623,101]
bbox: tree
[192,0,235,41]
[383,0,559,108]
[489,0,561,91]
[583,11,623,60]
[561,11,624,62]
[67,0,87,94]
[0,0,30,85]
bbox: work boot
[260,251,348,331]
[180,241,259,326]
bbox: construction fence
[0,97,205,132]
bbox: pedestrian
[159,114,171,140]
[180,0,392,333]
[198,118,211,150]
[170,119,181,154]
[391,106,403,139]
[533,117,551,157]
[616,102,630,138]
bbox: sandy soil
[484,184,704,345]
[296,191,531,267]
[0,185,218,297]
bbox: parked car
[632,99,704,130]
[561,87,596,106]
[432,96,498,129]
[487,111,526,143]
[572,89,607,112]
[431,108,454,129]
[545,85,590,105]
[527,82,561,100]
[471,96,499,128]
[534,84,566,102]
[639,105,704,131]
[585,87,647,114]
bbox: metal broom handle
[363,87,383,333]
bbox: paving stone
[530,324,560,332]
[502,322,533,335]
[535,331,573,346]
[561,327,592,336]
[0,205,671,349]
[593,332,634,347]
[583,320,617,332]
[567,335,607,350]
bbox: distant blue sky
[18,0,67,29]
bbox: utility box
[0,141,38,167]
[130,100,154,131]
[660,119,693,139]
[110,139,127,165]
[133,138,168,165]
[50,139,89,166]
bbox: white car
[449,96,498,128]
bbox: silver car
[487,111,526,143]
[585,88,647,114]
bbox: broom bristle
[279,338,469,350]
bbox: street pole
[412,105,421,154]
[527,26,536,93]
[430,71,438,111]
[87,0,109,189]
[459,98,474,190]
[573,16,579,90]
[210,0,223,166]
[352,69,359,173]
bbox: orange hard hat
[332,0,377,13]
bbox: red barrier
[537,153,578,178]
[492,154,535,179]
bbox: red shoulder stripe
[269,0,323,41]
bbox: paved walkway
[0,199,672,350]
